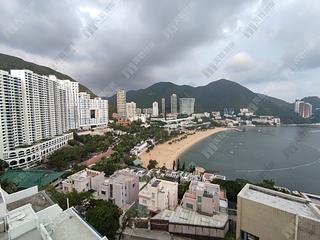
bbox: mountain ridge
[302,96,320,111]
[108,80,308,124]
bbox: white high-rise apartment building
[126,101,137,119]
[161,98,166,115]
[179,98,195,115]
[0,70,73,169]
[0,69,108,168]
[295,100,313,118]
[51,76,80,129]
[152,101,159,117]
[294,100,302,113]
[171,94,178,114]
[117,88,126,119]
[299,102,313,118]
[79,92,109,129]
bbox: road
[81,147,114,167]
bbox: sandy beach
[140,128,228,169]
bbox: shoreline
[139,127,229,169]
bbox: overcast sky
[0,0,319,101]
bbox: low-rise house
[62,168,105,193]
[164,170,180,182]
[202,172,227,182]
[130,141,149,156]
[194,166,205,175]
[62,168,139,209]
[97,170,139,208]
[181,181,221,215]
[202,172,215,182]
[151,206,229,239]
[139,178,178,213]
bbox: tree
[0,179,18,194]
[224,232,236,240]
[188,164,195,173]
[119,208,139,239]
[147,159,158,170]
[257,179,275,190]
[45,186,92,210]
[181,162,186,171]
[0,159,9,172]
[86,200,121,240]
[178,181,190,200]
[93,157,122,177]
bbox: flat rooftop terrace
[239,184,320,220]
[47,208,104,240]
[7,191,54,212]
[152,206,228,229]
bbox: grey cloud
[0,0,319,102]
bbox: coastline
[139,127,229,169]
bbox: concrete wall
[169,222,228,239]
[126,176,139,204]
[113,183,124,207]
[236,197,297,240]
[91,174,105,191]
[298,216,320,240]
[201,196,214,215]
[4,186,38,204]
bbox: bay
[180,126,320,195]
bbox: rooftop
[123,227,190,240]
[151,179,161,187]
[152,206,228,228]
[47,208,105,240]
[147,178,178,190]
[110,170,137,182]
[0,186,107,240]
[7,191,54,212]
[302,193,320,206]
[239,184,320,220]
[1,170,64,189]
[69,168,103,181]
[189,181,220,196]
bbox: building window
[110,184,113,198]
[186,203,193,209]
[152,193,155,199]
[240,230,259,240]
[197,196,202,203]
[90,109,96,119]
[101,191,106,195]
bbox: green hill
[302,96,320,111]
[302,96,320,122]
[0,53,96,97]
[108,80,307,124]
